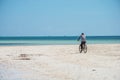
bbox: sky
[0,0,120,36]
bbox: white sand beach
[0,44,120,80]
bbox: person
[77,33,86,53]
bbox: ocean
[0,36,120,46]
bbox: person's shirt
[80,35,86,42]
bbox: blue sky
[0,0,120,36]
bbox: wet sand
[0,44,120,80]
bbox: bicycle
[79,43,87,53]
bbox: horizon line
[0,35,120,37]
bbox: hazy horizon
[0,34,120,37]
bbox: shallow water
[0,36,120,46]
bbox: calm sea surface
[0,36,120,45]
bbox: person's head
[81,33,84,35]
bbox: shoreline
[0,43,120,47]
[0,43,120,46]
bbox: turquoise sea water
[0,36,120,45]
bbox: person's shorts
[81,41,86,44]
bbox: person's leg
[80,42,83,49]
[80,42,83,53]
[83,42,85,48]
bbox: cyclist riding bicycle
[77,33,87,53]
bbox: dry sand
[0,44,120,80]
